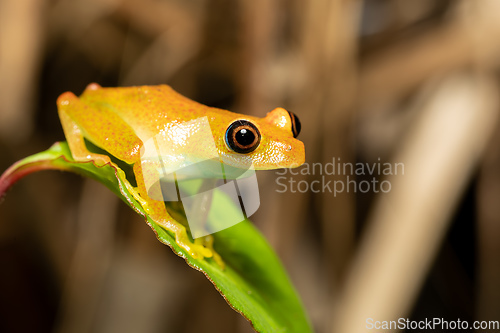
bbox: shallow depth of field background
[1,1,500,332]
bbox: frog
[57,83,305,262]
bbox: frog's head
[219,108,305,170]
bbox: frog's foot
[165,220,213,259]
[125,163,225,266]
[196,235,225,269]
[178,228,213,259]
[91,155,112,167]
[156,216,225,268]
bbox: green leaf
[0,142,312,333]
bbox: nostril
[287,111,301,138]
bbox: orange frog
[57,83,304,260]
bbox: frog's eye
[287,111,301,138]
[225,120,261,154]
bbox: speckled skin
[57,83,305,261]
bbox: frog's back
[79,84,226,141]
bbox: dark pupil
[235,128,255,146]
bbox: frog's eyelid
[231,119,256,128]
[224,118,262,139]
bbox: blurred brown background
[1,0,500,332]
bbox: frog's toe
[186,241,213,259]
[198,235,225,269]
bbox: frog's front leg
[57,91,147,207]
[57,94,112,167]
